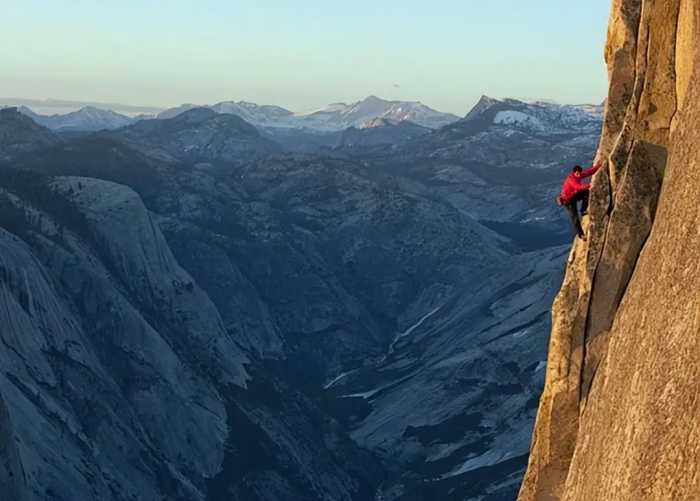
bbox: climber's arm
[581,162,603,178]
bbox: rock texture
[519,1,700,500]
[0,173,381,501]
[333,246,567,500]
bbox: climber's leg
[565,202,585,238]
[579,190,590,216]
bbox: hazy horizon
[3,0,611,115]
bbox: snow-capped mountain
[9,95,600,137]
[17,105,135,131]
[403,95,604,177]
[210,101,295,126]
[157,101,295,127]
[458,95,604,136]
[297,95,460,130]
[157,96,460,131]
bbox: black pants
[564,190,589,237]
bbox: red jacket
[559,163,602,203]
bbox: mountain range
[0,92,602,501]
[156,96,461,130]
[5,94,602,137]
[16,105,137,132]
[0,96,162,116]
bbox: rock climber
[557,161,603,240]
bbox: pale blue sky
[1,1,611,114]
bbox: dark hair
[573,165,583,173]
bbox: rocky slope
[0,167,382,501]
[338,118,431,149]
[519,1,700,500]
[329,246,567,500]
[0,155,562,501]
[0,108,60,161]
[109,107,281,163]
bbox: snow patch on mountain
[494,111,546,131]
[444,449,519,479]
[388,306,442,354]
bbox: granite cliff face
[0,171,382,500]
[519,1,700,499]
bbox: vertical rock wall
[519,1,700,499]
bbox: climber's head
[572,165,583,177]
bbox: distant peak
[0,107,27,120]
[175,107,218,122]
[77,106,118,116]
[0,106,54,133]
[464,95,502,118]
[479,95,501,104]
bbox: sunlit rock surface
[519,1,700,499]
